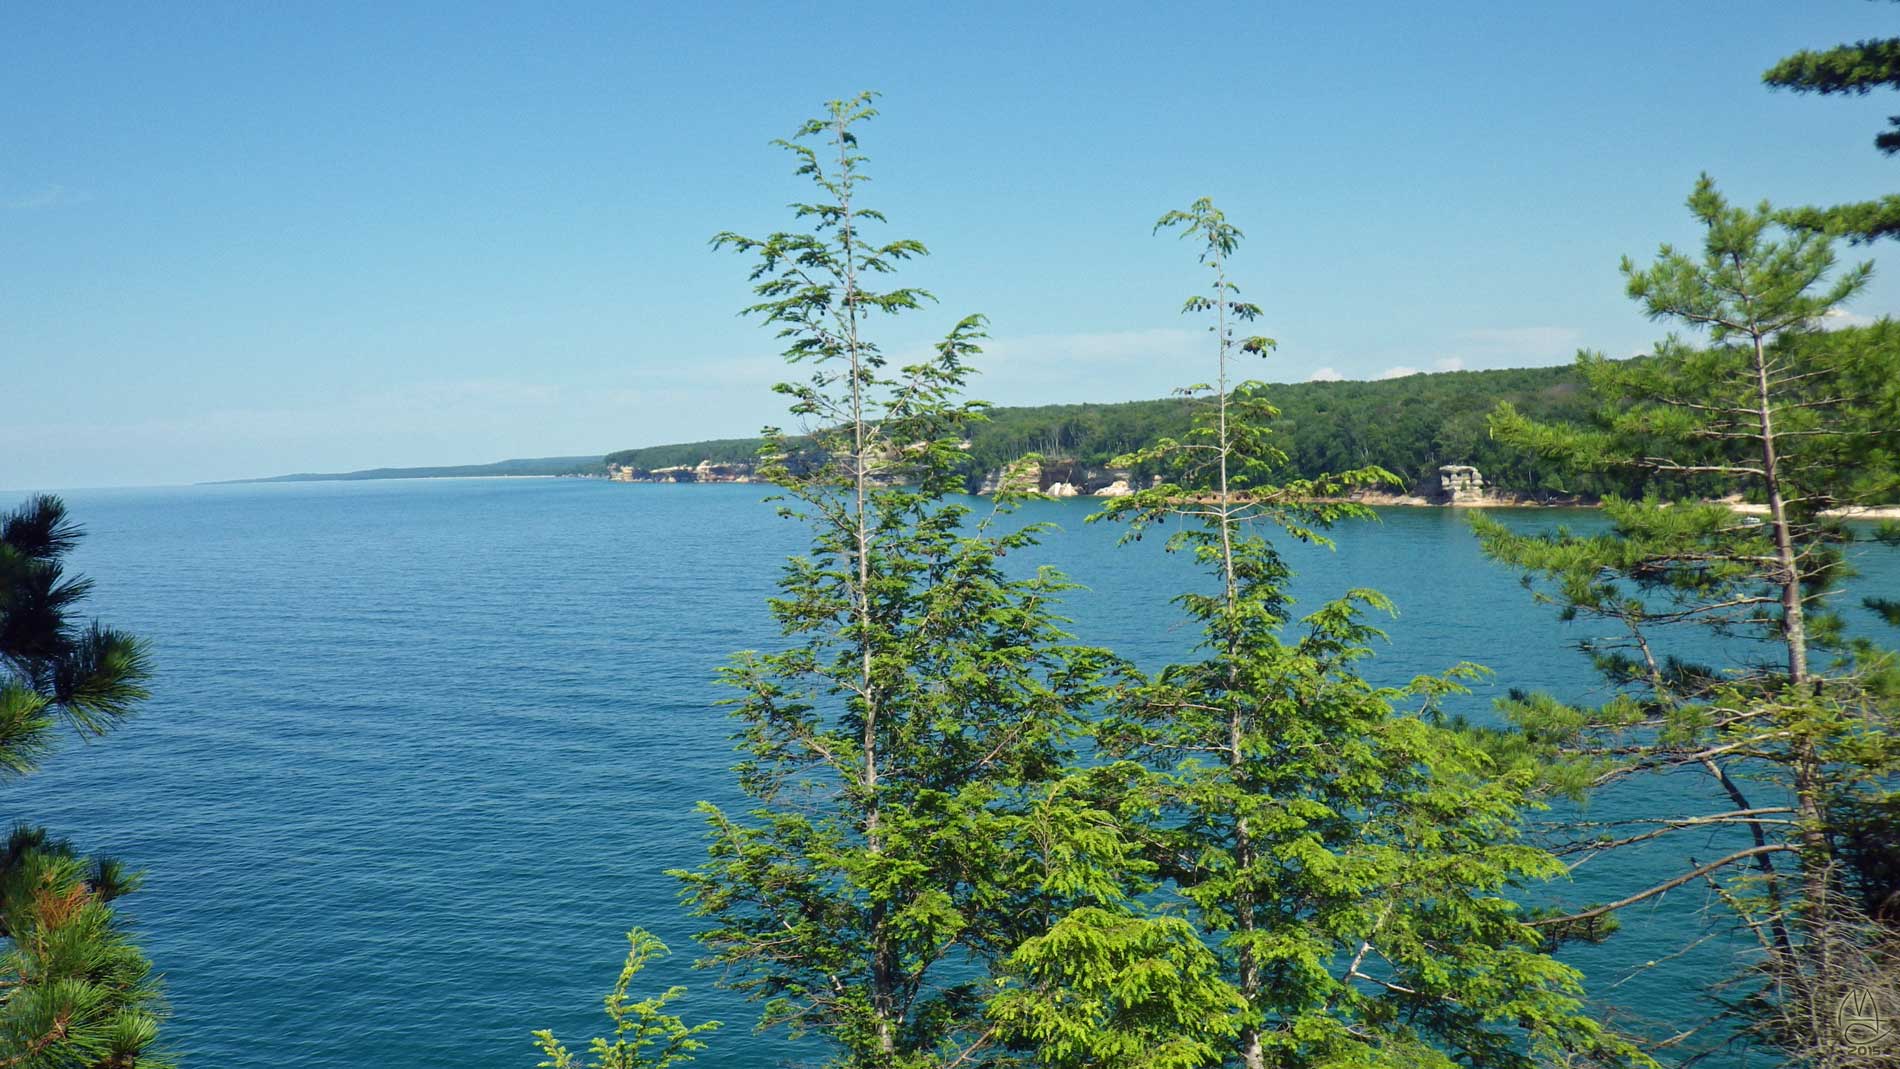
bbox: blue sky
[6,1,1900,488]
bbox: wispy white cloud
[1307,366,1344,382]
[4,185,89,211]
[1434,356,1466,372]
[1454,326,1583,362]
[1377,365,1422,380]
[1818,308,1877,332]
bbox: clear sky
[6,1,1900,488]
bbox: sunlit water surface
[6,479,1894,1067]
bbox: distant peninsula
[230,364,1611,498]
[217,455,608,483]
[598,364,1605,500]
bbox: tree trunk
[1748,331,1833,927]
[833,109,897,1063]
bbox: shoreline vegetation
[545,95,1900,1069]
[213,467,1900,517]
[18,60,1900,1066]
[229,350,1900,523]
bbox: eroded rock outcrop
[1437,464,1484,504]
[607,461,756,484]
[973,458,1140,497]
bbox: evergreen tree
[532,930,718,1069]
[1763,6,1900,242]
[0,495,169,1068]
[1048,200,1640,1069]
[671,94,1117,1069]
[1478,177,1900,1066]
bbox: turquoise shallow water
[2,478,1893,1066]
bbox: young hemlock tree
[1061,200,1640,1069]
[671,94,1118,1069]
[984,775,1247,1069]
[1477,177,1900,1066]
[532,929,718,1069]
[0,495,169,1068]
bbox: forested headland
[603,330,1895,502]
[605,363,1605,495]
[223,454,609,483]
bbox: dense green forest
[601,437,780,474]
[244,364,1602,492]
[607,363,1609,495]
[963,363,1600,493]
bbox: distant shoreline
[206,473,568,486]
[1346,492,1900,520]
[207,470,1900,519]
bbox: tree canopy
[0,495,169,1068]
[1764,8,1900,241]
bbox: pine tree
[1763,8,1900,242]
[1478,176,1900,1066]
[0,494,170,1068]
[671,94,1118,1069]
[1061,200,1640,1069]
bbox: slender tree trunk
[1748,330,1832,933]
[1750,333,1807,686]
[833,111,897,1062]
[1209,258,1265,1069]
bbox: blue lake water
[3,478,1893,1067]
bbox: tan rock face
[1437,464,1485,503]
[976,459,1043,496]
[974,459,1140,496]
[606,460,756,484]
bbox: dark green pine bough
[0,496,169,1068]
[1764,5,1900,242]
[1477,177,1900,1066]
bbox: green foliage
[532,930,718,1069]
[991,908,1241,1069]
[1479,177,1900,1064]
[602,440,773,473]
[1624,175,1871,341]
[0,829,164,1069]
[1764,34,1900,116]
[1777,195,1900,246]
[1034,200,1641,1069]
[1486,176,1894,685]
[0,495,169,1068]
[671,93,1118,1069]
[603,365,1607,497]
[1763,13,1900,240]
